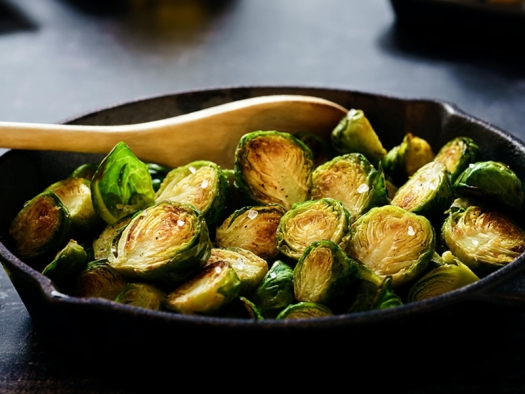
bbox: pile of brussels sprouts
[8,108,525,320]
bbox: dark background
[1,0,525,392]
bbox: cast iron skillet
[1,86,525,357]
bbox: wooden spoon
[0,95,348,169]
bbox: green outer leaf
[253,260,295,316]
[276,302,333,319]
[91,142,156,225]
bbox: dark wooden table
[2,0,525,392]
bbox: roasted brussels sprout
[41,239,89,294]
[165,261,241,315]
[407,254,479,302]
[347,265,403,313]
[206,247,268,296]
[276,198,352,261]
[276,302,333,319]
[347,205,436,287]
[293,240,359,307]
[217,296,265,320]
[453,161,524,212]
[382,133,435,185]
[441,205,525,274]
[252,260,295,318]
[234,130,314,210]
[215,204,286,260]
[75,259,127,300]
[433,136,482,182]
[310,153,388,221]
[330,108,387,166]
[294,130,335,167]
[115,282,167,310]
[45,176,103,236]
[107,201,212,286]
[390,161,454,218]
[91,141,156,225]
[9,190,72,263]
[92,214,133,260]
[155,160,231,227]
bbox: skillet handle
[469,264,525,312]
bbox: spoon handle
[0,95,348,168]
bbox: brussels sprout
[45,176,103,236]
[252,260,295,318]
[276,302,333,319]
[217,296,265,320]
[441,205,525,274]
[347,265,403,313]
[206,247,268,296]
[276,198,352,261]
[69,163,99,181]
[294,130,335,167]
[75,259,127,300]
[407,257,479,302]
[390,161,454,218]
[9,190,72,263]
[453,161,524,212]
[215,204,286,260]
[92,214,133,260]
[347,205,436,287]
[293,240,360,306]
[330,108,387,166]
[155,160,231,227]
[115,282,167,311]
[310,153,388,221]
[91,141,156,225]
[382,133,435,185]
[433,136,482,182]
[108,201,212,286]
[234,130,314,210]
[165,261,241,315]
[41,239,89,295]
[147,162,172,192]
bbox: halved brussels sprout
[206,247,268,296]
[382,133,435,186]
[46,176,103,236]
[294,130,335,167]
[41,239,88,295]
[453,161,524,212]
[91,141,156,225]
[217,296,265,320]
[347,265,403,313]
[276,302,333,319]
[252,260,295,318]
[433,136,482,182]
[165,261,241,315]
[74,259,127,300]
[390,161,454,217]
[92,214,134,260]
[115,282,167,311]
[441,205,525,274]
[310,153,388,221]
[9,190,72,263]
[276,198,352,261]
[215,204,286,260]
[293,240,359,306]
[108,201,212,286]
[347,205,436,287]
[155,160,231,227]
[330,108,387,166]
[234,130,314,210]
[407,257,479,303]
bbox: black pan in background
[1,86,525,374]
